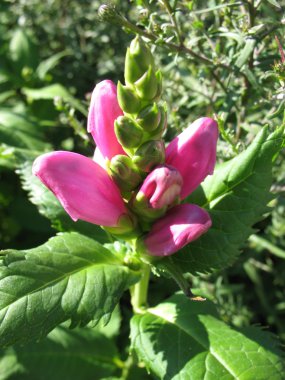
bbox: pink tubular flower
[87,80,125,161]
[166,117,218,199]
[140,204,212,256]
[136,165,183,210]
[33,151,131,228]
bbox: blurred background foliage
[0,0,285,375]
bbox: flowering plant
[33,37,218,262]
[0,32,284,380]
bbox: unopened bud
[130,165,183,221]
[150,105,167,139]
[125,36,155,85]
[115,116,143,149]
[136,204,212,256]
[154,70,163,100]
[137,103,161,132]
[135,65,158,101]
[132,140,165,172]
[98,4,123,25]
[117,81,141,114]
[109,155,143,192]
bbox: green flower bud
[115,115,143,149]
[132,140,165,172]
[117,81,141,114]
[109,154,143,192]
[135,65,158,101]
[137,103,161,132]
[149,105,167,139]
[104,213,140,240]
[125,48,143,85]
[125,36,155,85]
[154,70,163,100]
[98,4,123,25]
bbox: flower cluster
[33,37,218,257]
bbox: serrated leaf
[94,305,121,338]
[0,326,121,380]
[0,233,140,347]
[22,84,87,116]
[173,126,284,274]
[131,293,285,380]
[18,161,109,242]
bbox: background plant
[0,1,285,379]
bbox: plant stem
[119,12,230,69]
[160,0,183,45]
[130,263,151,313]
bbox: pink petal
[166,117,218,199]
[32,151,127,227]
[87,80,125,160]
[143,204,211,256]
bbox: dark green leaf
[0,325,121,380]
[173,126,284,274]
[0,233,140,347]
[0,110,51,151]
[9,29,38,72]
[22,84,87,116]
[36,50,71,80]
[0,145,41,169]
[235,38,256,69]
[131,293,285,380]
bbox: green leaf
[192,2,243,14]
[0,110,51,151]
[0,326,121,380]
[266,0,281,9]
[9,29,39,72]
[173,126,284,274]
[22,84,87,116]
[18,161,109,243]
[0,233,140,347]
[94,305,121,338]
[36,50,71,80]
[235,38,256,69]
[0,145,41,169]
[131,293,285,380]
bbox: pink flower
[166,117,218,199]
[140,204,211,256]
[33,151,132,229]
[33,76,218,256]
[87,80,125,161]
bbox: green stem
[118,11,230,69]
[131,263,151,313]
[161,0,183,45]
[159,258,206,301]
